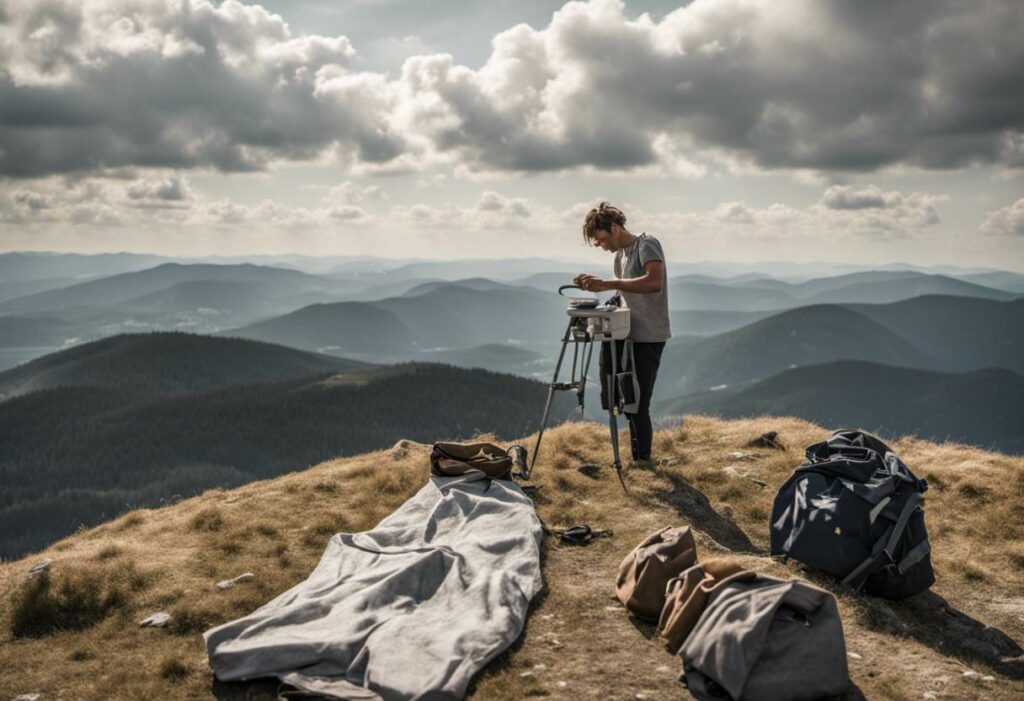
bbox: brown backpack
[657,560,751,653]
[430,442,516,480]
[615,526,698,621]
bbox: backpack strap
[895,538,931,575]
[842,491,923,592]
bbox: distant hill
[221,301,417,358]
[224,283,567,361]
[660,360,1024,454]
[804,273,1016,305]
[668,270,1014,311]
[669,309,774,336]
[420,343,545,375]
[0,262,338,314]
[0,278,84,304]
[658,305,936,395]
[119,280,276,316]
[0,333,370,399]
[0,251,170,284]
[400,277,515,297]
[846,296,1024,373]
[0,315,83,349]
[956,271,1024,294]
[0,363,568,559]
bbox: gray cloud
[127,175,189,201]
[398,0,1024,174]
[822,185,895,210]
[1,0,1022,179]
[0,0,407,177]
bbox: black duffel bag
[770,430,934,599]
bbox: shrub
[190,507,225,532]
[159,656,191,681]
[9,560,147,637]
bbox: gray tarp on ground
[204,472,543,700]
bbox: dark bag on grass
[770,430,934,599]
[616,525,698,621]
[430,441,521,480]
[600,340,641,414]
[680,575,849,701]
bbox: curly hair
[582,202,627,245]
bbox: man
[574,202,671,466]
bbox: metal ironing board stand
[526,288,630,492]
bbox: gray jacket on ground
[680,574,849,701]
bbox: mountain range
[657,296,1024,396]
[661,360,1024,454]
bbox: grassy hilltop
[0,416,1021,700]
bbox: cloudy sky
[0,0,1022,269]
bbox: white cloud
[477,191,529,217]
[980,197,1024,236]
[324,181,385,205]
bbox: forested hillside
[0,361,569,559]
[0,333,371,399]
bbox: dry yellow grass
[0,415,1021,700]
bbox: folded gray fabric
[205,472,543,700]
[680,575,849,701]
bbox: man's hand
[574,273,614,292]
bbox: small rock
[922,693,938,700]
[13,694,42,701]
[723,465,746,478]
[961,670,980,681]
[660,457,680,467]
[541,614,554,620]
[727,451,754,461]
[534,664,547,671]
[655,665,671,673]
[847,652,863,661]
[747,431,786,450]
[216,572,255,590]
[519,671,534,678]
[635,695,647,700]
[139,612,171,627]
[981,675,995,682]
[604,606,623,612]
[557,681,567,689]
[27,559,53,579]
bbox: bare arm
[576,260,664,294]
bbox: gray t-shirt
[614,233,671,342]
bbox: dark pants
[599,340,666,460]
